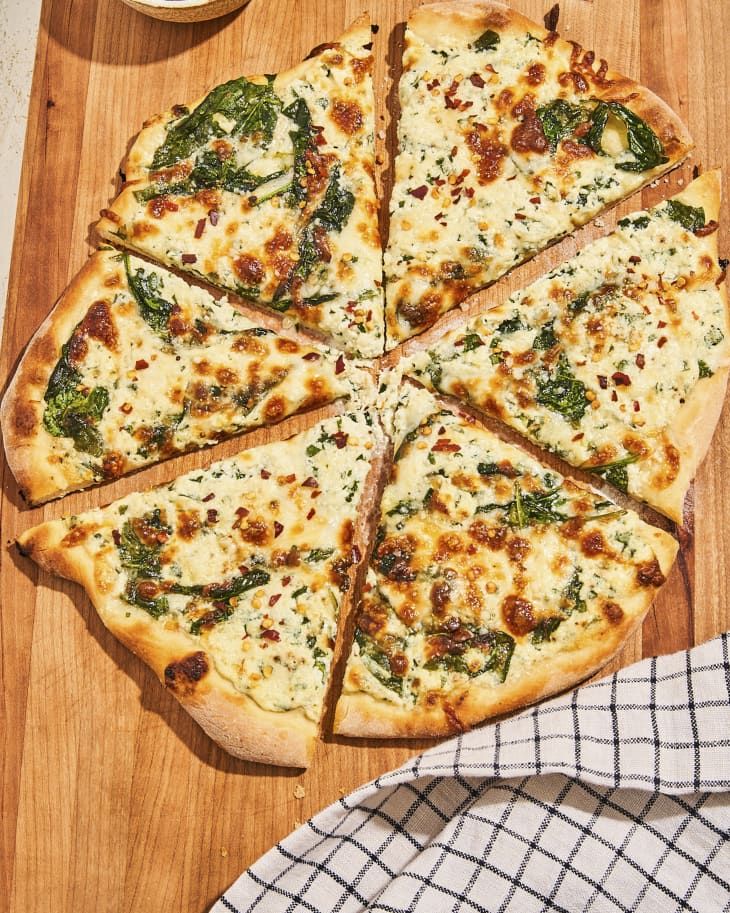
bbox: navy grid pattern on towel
[213,633,730,913]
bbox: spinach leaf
[124,255,173,338]
[618,214,651,231]
[151,76,282,169]
[496,313,523,334]
[567,292,590,319]
[534,354,588,425]
[483,630,515,681]
[170,568,270,600]
[532,321,558,350]
[531,616,563,644]
[585,101,667,172]
[425,626,514,682]
[189,603,233,635]
[283,96,315,206]
[473,29,500,52]
[535,99,586,150]
[664,200,706,232]
[477,482,567,528]
[561,571,586,614]
[124,578,169,618]
[461,333,485,352]
[43,340,109,456]
[698,360,714,379]
[305,548,335,563]
[355,629,404,694]
[477,462,519,478]
[117,510,170,579]
[586,453,638,493]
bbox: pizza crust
[1,252,110,504]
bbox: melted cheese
[38,250,371,498]
[342,392,671,710]
[385,10,687,345]
[406,191,729,515]
[99,36,384,357]
[59,411,379,720]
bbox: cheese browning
[384,1,691,345]
[406,177,730,520]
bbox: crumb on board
[220,848,228,858]
[293,784,306,799]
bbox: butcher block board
[1,1,729,910]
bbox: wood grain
[1,1,728,910]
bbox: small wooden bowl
[118,0,251,22]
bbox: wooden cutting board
[1,1,729,910]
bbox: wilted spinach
[43,341,109,456]
[586,452,638,493]
[534,354,589,425]
[664,200,706,232]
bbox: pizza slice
[96,17,384,357]
[1,248,372,505]
[335,386,677,738]
[384,0,692,346]
[17,409,384,767]
[405,172,729,523]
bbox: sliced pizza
[1,248,372,505]
[17,409,384,767]
[405,172,729,522]
[384,0,692,346]
[335,387,677,738]
[96,17,384,357]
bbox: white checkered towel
[213,634,730,913]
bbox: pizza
[96,17,384,357]
[405,172,730,522]
[17,410,384,767]
[1,248,371,505]
[384,0,692,347]
[334,386,678,738]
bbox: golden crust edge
[0,251,121,505]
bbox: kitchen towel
[213,633,730,912]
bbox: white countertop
[0,0,43,323]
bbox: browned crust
[335,523,678,738]
[0,251,119,505]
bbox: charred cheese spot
[233,255,265,286]
[177,510,201,541]
[465,123,508,185]
[502,594,537,636]
[240,518,270,546]
[61,525,94,547]
[652,442,681,489]
[602,601,624,625]
[430,579,451,614]
[164,651,209,696]
[468,521,508,550]
[101,451,125,480]
[330,99,364,135]
[581,530,607,557]
[636,558,666,588]
[263,395,286,422]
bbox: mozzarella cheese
[385,5,689,346]
[341,391,673,716]
[406,185,729,518]
[97,24,384,357]
[42,411,379,720]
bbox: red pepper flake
[202,492,215,502]
[260,469,271,479]
[282,576,291,587]
[657,320,667,328]
[444,95,460,110]
[657,336,668,348]
[238,564,250,574]
[431,439,461,453]
[311,490,322,499]
[695,220,719,237]
[281,473,296,484]
[451,146,458,157]
[112,529,121,546]
[302,476,318,488]
[426,79,440,90]
[135,359,149,370]
[269,593,281,607]
[302,352,320,361]
[335,354,346,375]
[236,506,250,518]
[314,132,327,146]
[208,209,219,226]
[409,185,428,200]
[612,372,631,386]
[514,213,526,221]
[464,187,475,199]
[261,628,280,641]
[274,521,283,538]
[119,402,133,414]
[611,390,618,402]
[194,218,206,239]
[529,196,541,205]
[468,73,485,88]
[307,508,316,520]
[633,401,640,412]
[332,431,349,449]
[207,509,219,524]
[572,432,585,441]
[438,426,446,435]
[597,375,608,389]
[181,253,197,264]
[635,353,645,369]
[628,255,641,264]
